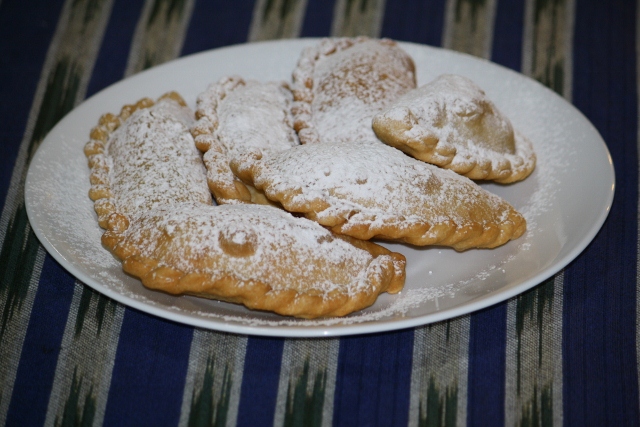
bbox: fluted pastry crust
[291,37,416,144]
[192,76,299,204]
[231,139,527,251]
[84,92,212,228]
[102,203,406,319]
[372,74,536,183]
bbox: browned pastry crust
[291,37,416,144]
[372,74,536,183]
[192,76,299,204]
[230,139,526,251]
[84,93,406,318]
[84,92,212,228]
[101,203,406,319]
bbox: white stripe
[0,0,111,421]
[408,317,470,427]
[272,339,339,427]
[178,330,248,427]
[563,0,575,101]
[124,0,196,77]
[43,283,125,427]
[0,0,72,248]
[330,0,387,38]
[552,272,564,427]
[521,0,535,78]
[321,340,339,427]
[504,297,518,427]
[522,0,575,98]
[0,246,46,426]
[248,0,309,41]
[505,0,574,423]
[442,0,497,59]
[457,318,470,427]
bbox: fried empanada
[192,76,299,204]
[101,203,405,319]
[231,139,526,251]
[84,93,405,318]
[372,74,536,183]
[84,92,212,228]
[291,37,416,145]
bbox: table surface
[0,0,637,426]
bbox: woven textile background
[0,0,638,426]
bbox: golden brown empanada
[291,37,416,144]
[102,203,406,319]
[84,92,212,228]
[372,74,536,183]
[85,93,405,318]
[192,76,299,205]
[230,139,526,251]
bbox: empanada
[192,76,299,204]
[372,74,536,183]
[84,92,212,228]
[231,139,526,251]
[102,203,406,319]
[291,37,416,144]
[85,93,406,318]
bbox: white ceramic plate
[25,39,614,337]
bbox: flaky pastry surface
[192,76,299,204]
[231,139,526,251]
[84,93,405,318]
[291,37,416,144]
[372,74,536,183]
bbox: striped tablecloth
[0,0,637,425]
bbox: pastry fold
[231,139,526,251]
[84,92,212,228]
[292,37,416,144]
[102,203,406,319]
[192,76,299,204]
[372,74,536,183]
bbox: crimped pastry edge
[191,75,297,205]
[100,205,406,319]
[291,36,416,145]
[230,145,527,252]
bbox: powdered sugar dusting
[233,139,522,240]
[373,74,536,182]
[123,203,389,297]
[292,37,416,144]
[107,98,212,218]
[196,77,299,155]
[193,76,300,203]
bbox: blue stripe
[464,2,522,422]
[181,0,255,57]
[380,0,446,46]
[236,337,284,427]
[300,0,336,37]
[491,0,524,71]
[466,304,507,427]
[86,0,145,98]
[102,310,193,427]
[563,0,640,425]
[5,255,75,427]
[333,329,414,426]
[0,0,66,206]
